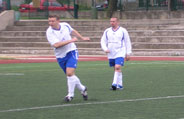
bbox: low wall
[0,10,14,31]
[20,11,90,19]
[98,10,184,19]
[20,10,184,19]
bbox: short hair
[48,15,60,20]
[111,17,119,21]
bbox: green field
[0,61,184,119]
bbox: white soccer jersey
[101,26,132,59]
[46,22,77,58]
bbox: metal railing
[138,0,184,11]
[177,0,184,9]
[2,0,184,19]
[138,0,168,10]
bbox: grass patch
[0,61,184,119]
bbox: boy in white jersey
[46,15,90,102]
[101,17,132,90]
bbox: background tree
[107,0,118,18]
[25,0,32,4]
[169,0,176,11]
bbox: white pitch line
[0,95,184,113]
[0,73,24,76]
[128,62,184,65]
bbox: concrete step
[0,47,54,55]
[0,47,184,56]
[1,30,184,37]
[0,31,103,37]
[0,36,101,42]
[6,26,48,31]
[1,41,184,49]
[0,47,104,55]
[0,42,50,47]
[0,42,101,48]
[0,31,46,37]
[132,42,184,49]
[131,36,184,43]
[6,24,181,31]
[129,30,184,36]
[0,37,47,42]
[132,49,184,56]
[1,19,184,56]
[14,19,184,26]
[1,36,184,43]
[6,25,108,32]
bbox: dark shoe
[81,87,88,100]
[64,96,73,102]
[111,84,117,90]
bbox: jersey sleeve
[101,29,108,51]
[123,28,132,55]
[62,22,74,34]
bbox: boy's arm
[71,29,90,41]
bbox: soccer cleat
[64,96,73,102]
[81,87,88,100]
[117,85,124,90]
[111,84,117,90]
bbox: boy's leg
[66,67,76,97]
[112,71,118,87]
[66,74,76,98]
[66,66,88,100]
[73,75,88,100]
[117,72,123,89]
[65,50,88,100]
[109,59,118,90]
[74,75,85,91]
[112,66,121,90]
[65,50,78,99]
[115,57,124,89]
[110,57,124,90]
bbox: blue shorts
[57,50,78,73]
[109,57,124,67]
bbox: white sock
[73,75,85,92]
[117,72,123,87]
[112,72,119,85]
[67,76,76,97]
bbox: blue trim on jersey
[105,30,109,41]
[64,25,72,33]
[52,25,61,31]
[105,30,109,48]
[112,26,120,32]
[121,32,124,47]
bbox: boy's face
[110,18,119,28]
[48,17,60,29]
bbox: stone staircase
[0,19,184,56]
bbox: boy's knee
[66,70,75,76]
[114,66,121,72]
